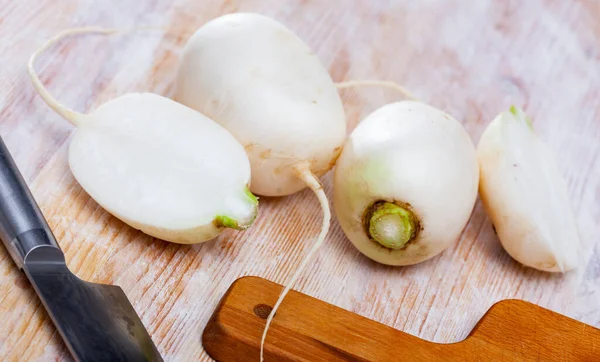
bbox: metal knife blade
[0,136,163,362]
[25,245,162,361]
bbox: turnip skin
[334,101,479,266]
[477,107,580,272]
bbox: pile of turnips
[28,12,582,361]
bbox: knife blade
[0,136,163,362]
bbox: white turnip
[28,28,258,244]
[174,13,346,197]
[173,13,345,360]
[477,106,580,272]
[334,101,479,265]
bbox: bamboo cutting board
[1,1,600,361]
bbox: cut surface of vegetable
[28,28,258,244]
[477,107,580,272]
[334,101,479,265]
[173,13,344,361]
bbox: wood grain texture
[204,276,600,361]
[0,0,599,361]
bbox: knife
[0,136,163,362]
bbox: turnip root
[477,107,580,272]
[334,101,479,265]
[28,28,258,244]
[173,13,345,360]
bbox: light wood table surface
[0,1,599,360]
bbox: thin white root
[27,27,121,126]
[259,162,331,362]
[27,26,170,127]
[335,80,418,101]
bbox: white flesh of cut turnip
[28,28,257,244]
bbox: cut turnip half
[28,28,257,244]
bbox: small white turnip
[334,101,479,265]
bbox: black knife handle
[0,136,59,269]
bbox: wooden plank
[0,1,599,361]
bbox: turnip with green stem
[28,27,258,244]
[334,101,479,265]
[477,106,581,272]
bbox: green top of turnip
[509,105,533,130]
[365,201,419,250]
[215,187,258,230]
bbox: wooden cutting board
[1,1,599,361]
[204,276,600,361]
